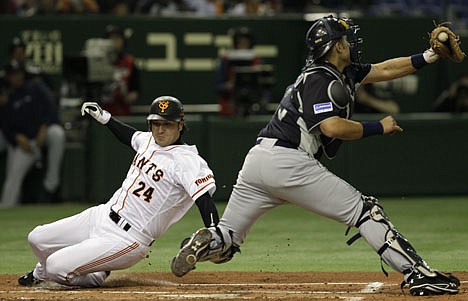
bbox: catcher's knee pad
[197,226,240,264]
[346,195,435,276]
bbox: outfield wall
[1,113,467,203]
[66,113,468,203]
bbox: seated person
[0,63,65,207]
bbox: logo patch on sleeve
[313,102,333,114]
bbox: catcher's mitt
[429,21,465,63]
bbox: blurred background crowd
[0,0,466,23]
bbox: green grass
[1,197,467,275]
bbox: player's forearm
[320,117,365,140]
[195,192,220,227]
[105,117,137,147]
[363,57,415,83]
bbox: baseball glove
[429,21,466,63]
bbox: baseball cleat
[18,270,43,287]
[405,270,459,296]
[171,228,212,277]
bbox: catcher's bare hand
[380,116,403,135]
[429,21,466,63]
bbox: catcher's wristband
[411,49,439,69]
[411,53,428,69]
[361,121,384,138]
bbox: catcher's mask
[305,15,362,63]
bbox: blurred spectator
[100,24,140,116]
[183,0,221,15]
[55,0,99,13]
[8,36,54,91]
[0,63,65,208]
[10,0,38,16]
[2,0,56,16]
[226,0,259,15]
[109,0,133,15]
[134,0,182,15]
[355,83,400,114]
[214,26,268,116]
[433,73,468,113]
[36,0,56,14]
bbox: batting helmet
[305,15,362,63]
[147,96,184,122]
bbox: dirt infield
[1,271,466,300]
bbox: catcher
[171,16,463,297]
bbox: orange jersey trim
[191,182,215,199]
[73,242,139,274]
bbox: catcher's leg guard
[171,228,212,277]
[347,196,434,276]
[348,196,460,295]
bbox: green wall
[0,16,466,112]
[1,114,467,203]
[81,114,468,203]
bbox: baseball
[438,32,448,42]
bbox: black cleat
[171,228,212,277]
[405,270,460,296]
[18,270,43,287]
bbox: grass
[0,196,467,275]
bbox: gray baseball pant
[0,124,65,207]
[217,138,413,273]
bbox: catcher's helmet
[305,15,362,63]
[147,96,184,122]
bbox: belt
[256,138,297,149]
[109,210,155,246]
[109,210,131,231]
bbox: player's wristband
[411,49,439,69]
[411,53,428,69]
[361,121,384,138]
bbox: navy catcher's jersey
[258,62,371,159]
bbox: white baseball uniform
[27,131,216,287]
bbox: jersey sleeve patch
[313,102,333,114]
